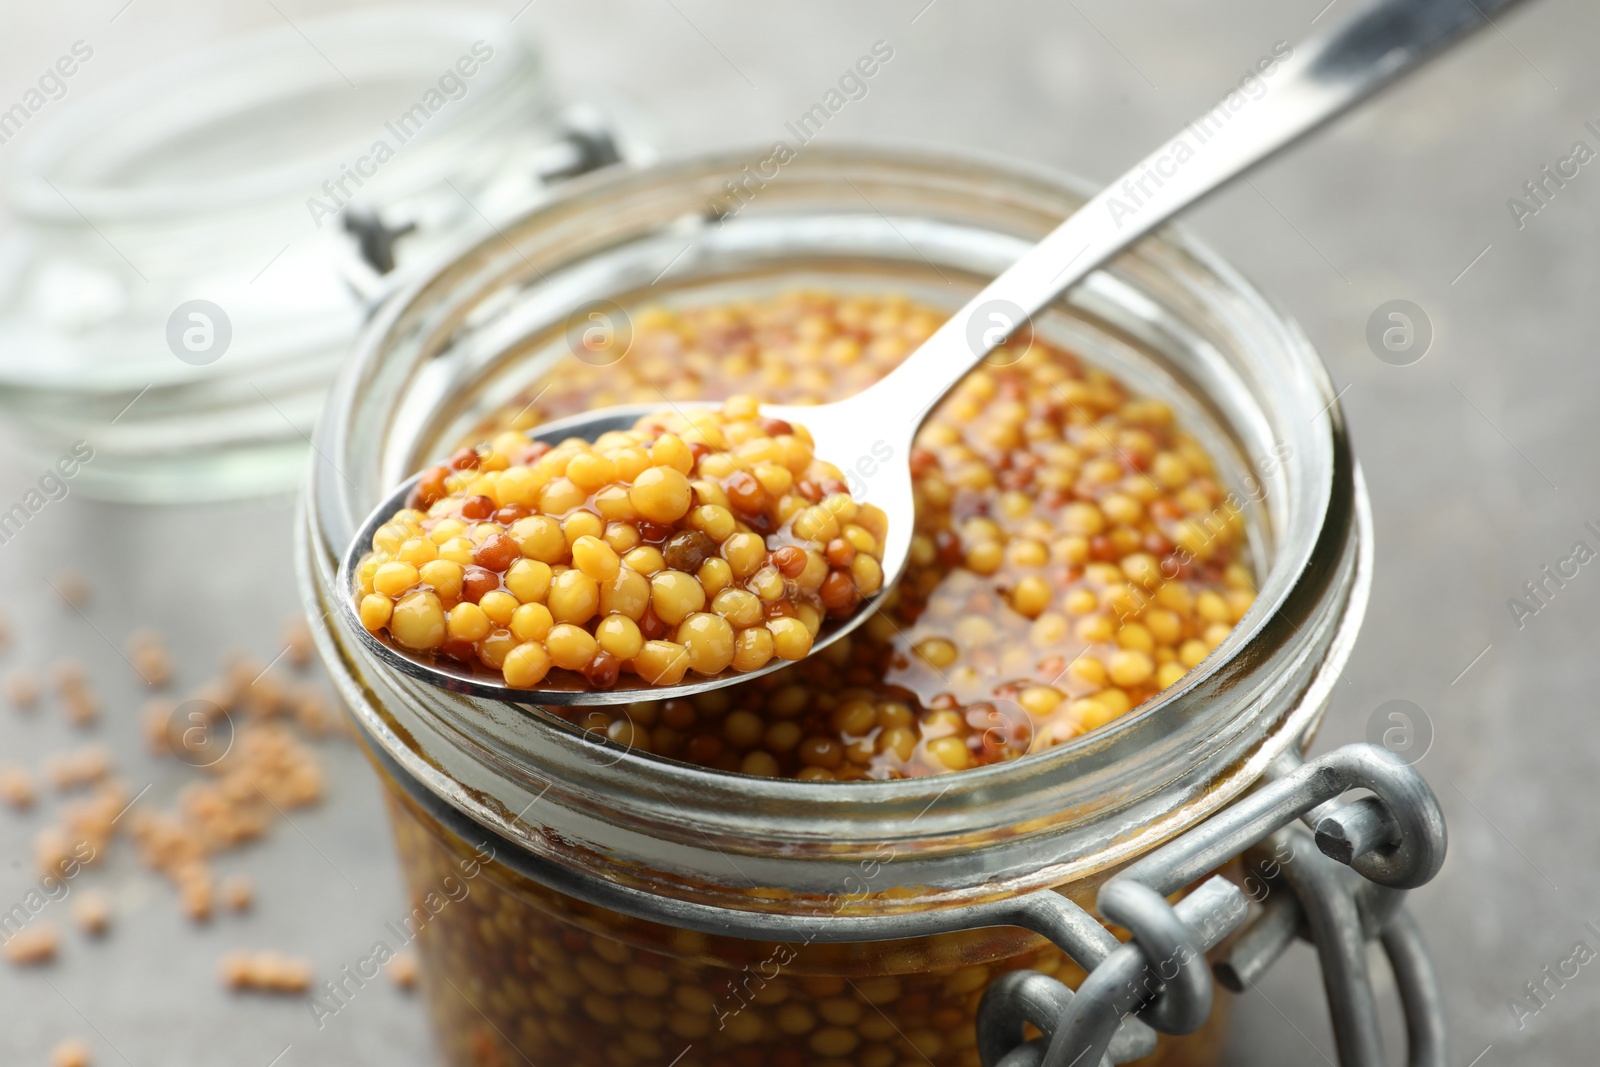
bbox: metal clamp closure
[976,744,1448,1067]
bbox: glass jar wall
[299,148,1368,1065]
[375,746,1233,1067]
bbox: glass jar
[0,8,651,502]
[299,146,1368,1067]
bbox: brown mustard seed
[13,636,334,926]
[387,950,420,990]
[51,660,99,727]
[129,720,323,917]
[141,699,177,755]
[50,1038,92,1067]
[4,923,58,965]
[34,828,74,877]
[126,629,173,687]
[47,745,113,791]
[219,950,312,994]
[132,646,172,689]
[70,891,111,937]
[46,783,124,873]
[662,529,716,574]
[178,866,214,922]
[0,764,35,809]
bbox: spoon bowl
[335,397,914,705]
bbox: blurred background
[0,0,1592,1063]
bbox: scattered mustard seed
[50,1037,92,1067]
[177,865,213,923]
[70,891,111,938]
[51,661,99,729]
[46,745,112,791]
[0,764,35,809]
[4,923,58,966]
[141,698,177,756]
[387,950,420,991]
[127,630,173,689]
[219,950,312,994]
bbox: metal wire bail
[975,743,1448,1067]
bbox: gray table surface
[0,0,1595,1063]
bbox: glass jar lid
[0,7,654,502]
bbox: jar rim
[302,143,1366,910]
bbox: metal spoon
[340,0,1531,705]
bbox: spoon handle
[852,0,1535,429]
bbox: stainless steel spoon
[339,0,1531,705]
